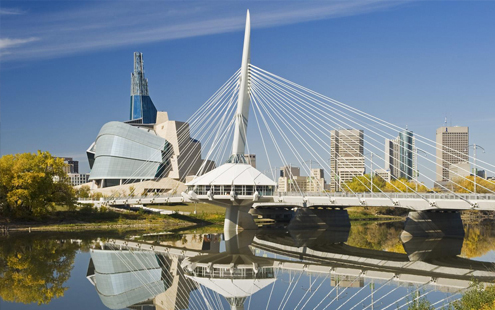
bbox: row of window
[188,185,275,196]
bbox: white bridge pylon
[185,10,278,232]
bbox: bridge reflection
[86,214,495,309]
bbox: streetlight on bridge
[466,144,485,194]
[364,152,374,193]
[414,147,427,192]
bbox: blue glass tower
[129,52,157,124]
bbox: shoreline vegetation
[1,203,408,233]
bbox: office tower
[385,130,414,180]
[436,126,469,182]
[330,129,364,191]
[279,165,300,178]
[129,52,157,124]
[307,168,325,192]
[277,166,325,192]
[57,157,79,174]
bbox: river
[1,215,494,310]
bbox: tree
[0,235,79,305]
[454,176,495,193]
[452,283,495,310]
[128,185,136,198]
[383,178,429,193]
[344,174,386,193]
[75,185,91,198]
[0,151,76,219]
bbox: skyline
[1,1,494,184]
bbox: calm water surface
[1,216,495,310]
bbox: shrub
[452,284,495,310]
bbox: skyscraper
[56,157,79,174]
[129,52,157,124]
[436,126,469,182]
[385,130,414,180]
[330,129,365,191]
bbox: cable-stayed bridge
[80,11,495,231]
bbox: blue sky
[1,1,494,181]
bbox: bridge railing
[76,194,184,202]
[278,191,495,200]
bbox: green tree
[75,185,91,198]
[452,283,495,310]
[128,185,136,198]
[0,151,76,219]
[0,235,79,305]
[92,191,103,200]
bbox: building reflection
[86,211,495,310]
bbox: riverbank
[0,203,225,233]
[1,203,407,233]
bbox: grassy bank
[152,202,225,224]
[0,203,222,232]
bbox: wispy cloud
[0,37,39,49]
[1,1,408,62]
[0,7,25,15]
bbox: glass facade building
[88,121,170,186]
[89,250,168,309]
[385,129,414,180]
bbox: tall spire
[129,52,157,124]
[229,10,251,163]
[131,52,149,96]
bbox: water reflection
[2,213,495,309]
[0,234,79,305]
[85,212,495,310]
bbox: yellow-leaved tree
[0,151,76,219]
[0,235,79,305]
[453,175,495,193]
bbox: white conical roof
[187,277,276,299]
[186,163,277,186]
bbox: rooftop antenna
[444,117,447,127]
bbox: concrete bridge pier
[224,204,258,232]
[224,229,256,253]
[250,208,293,223]
[287,208,350,231]
[401,211,465,241]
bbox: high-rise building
[279,165,300,178]
[68,173,90,186]
[385,130,414,180]
[57,157,79,174]
[129,52,157,124]
[277,166,325,192]
[436,126,469,182]
[330,129,365,191]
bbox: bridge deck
[79,192,495,211]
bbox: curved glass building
[88,121,169,187]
